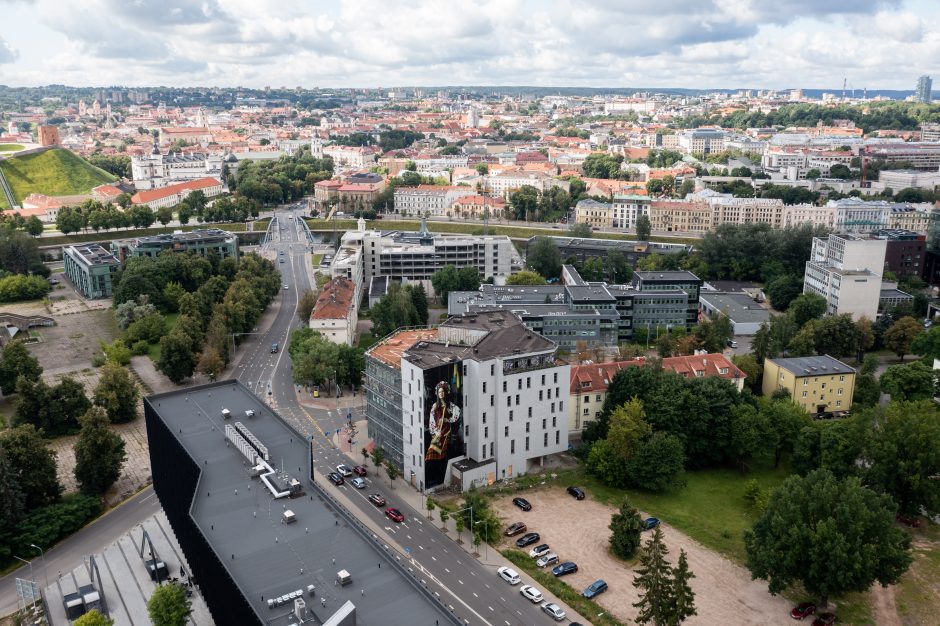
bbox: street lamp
[30,544,48,590]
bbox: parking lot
[491,488,793,625]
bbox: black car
[327,472,344,486]
[515,532,541,548]
[551,561,578,577]
[513,497,532,511]
[567,486,585,500]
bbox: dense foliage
[231,147,333,206]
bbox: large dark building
[145,380,456,626]
[872,229,925,280]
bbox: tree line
[231,147,333,206]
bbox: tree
[883,316,923,361]
[0,340,42,396]
[410,284,429,325]
[911,325,940,362]
[24,215,44,236]
[609,499,645,559]
[384,460,399,487]
[430,265,460,302]
[607,398,652,462]
[101,338,132,366]
[729,404,770,473]
[156,206,174,226]
[371,447,385,470]
[636,214,652,241]
[0,424,61,509]
[74,610,114,626]
[633,527,697,625]
[147,583,192,626]
[762,399,812,468]
[457,266,481,292]
[297,289,318,324]
[93,363,140,423]
[0,446,26,546]
[805,168,821,180]
[865,401,940,518]
[527,237,562,279]
[586,439,629,487]
[426,496,436,520]
[454,515,465,543]
[197,346,225,381]
[744,469,912,608]
[731,354,762,393]
[880,361,935,402]
[505,270,547,286]
[157,331,197,383]
[370,283,422,337]
[789,293,827,328]
[569,222,593,238]
[766,275,803,311]
[74,406,127,495]
[627,433,686,492]
[439,508,449,530]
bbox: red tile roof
[130,177,222,204]
[310,278,356,321]
[367,328,439,368]
[570,354,745,394]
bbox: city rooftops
[144,381,450,626]
[126,228,236,246]
[634,270,702,282]
[367,328,439,368]
[65,243,120,267]
[765,354,856,377]
[698,292,771,324]
[310,278,355,320]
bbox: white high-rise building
[803,234,886,320]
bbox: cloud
[0,0,933,88]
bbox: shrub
[131,340,150,356]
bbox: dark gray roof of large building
[145,382,450,626]
[65,243,120,267]
[767,355,856,376]
[698,292,771,324]
[634,270,702,282]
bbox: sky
[0,0,937,91]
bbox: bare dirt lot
[492,489,794,625]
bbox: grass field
[895,525,940,625]
[0,148,117,203]
[304,217,699,246]
[0,144,25,152]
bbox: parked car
[519,584,543,603]
[551,561,578,577]
[336,464,353,477]
[812,614,836,626]
[270,342,279,353]
[513,497,532,511]
[353,465,368,477]
[505,522,527,537]
[566,486,585,500]
[536,553,559,568]
[327,472,344,486]
[515,532,540,548]
[582,579,608,599]
[368,493,386,507]
[644,517,661,530]
[540,602,566,621]
[896,514,921,528]
[528,543,550,558]
[791,602,817,620]
[497,566,521,585]
[350,477,366,489]
[385,508,405,523]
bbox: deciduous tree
[93,363,140,423]
[74,407,127,495]
[609,499,645,560]
[147,583,192,626]
[0,424,61,509]
[884,316,923,361]
[880,361,935,402]
[0,340,42,396]
[526,237,561,279]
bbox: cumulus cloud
[0,0,931,87]
[0,36,17,63]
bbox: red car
[812,614,836,626]
[385,507,405,523]
[896,514,921,528]
[791,603,817,620]
[353,465,368,477]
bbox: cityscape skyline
[0,0,937,90]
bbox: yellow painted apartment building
[762,355,856,416]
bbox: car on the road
[497,566,521,585]
[790,602,817,620]
[582,579,608,599]
[283,284,288,289]
[513,497,532,511]
[336,464,353,477]
[353,465,368,477]
[551,561,578,577]
[566,486,585,500]
[368,493,386,507]
[812,614,836,626]
[271,342,279,353]
[350,477,366,489]
[529,543,550,558]
[505,522,527,536]
[896,514,921,528]
[519,584,543,603]
[327,472,344,486]
[385,507,405,523]
[515,532,540,548]
[644,517,661,530]
[536,553,559,568]
[279,258,285,263]
[540,602,566,621]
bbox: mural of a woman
[426,380,461,462]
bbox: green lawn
[0,144,24,152]
[304,218,699,246]
[0,148,116,203]
[895,528,940,625]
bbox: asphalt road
[0,487,162,617]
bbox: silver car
[536,553,559,568]
[350,477,366,489]
[541,602,566,621]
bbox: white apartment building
[699,194,787,228]
[611,194,650,230]
[393,185,478,217]
[877,169,940,191]
[828,198,892,233]
[761,147,854,180]
[782,204,838,230]
[131,151,223,190]
[677,129,727,155]
[484,172,570,198]
[413,156,469,173]
[322,144,379,169]
[399,311,570,492]
[803,234,886,320]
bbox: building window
[595,394,601,402]
[484,426,488,438]
[506,396,511,407]
[543,433,548,446]
[525,437,529,451]
[559,401,564,412]
[515,394,520,405]
[482,412,487,424]
[511,440,515,454]
[539,390,543,401]
[504,426,509,437]
[491,364,495,376]
[556,431,560,445]
[802,391,808,398]
[509,410,514,421]
[482,382,486,393]
[836,400,842,407]
[547,388,552,399]
[839,375,845,382]
[551,402,555,413]
[584,408,590,415]
[503,381,507,392]
[518,379,522,390]
[482,445,486,459]
[526,422,530,433]
[838,389,843,395]
[554,372,558,383]
[528,406,532,417]
[552,416,557,427]
[541,374,546,385]
[584,396,590,404]
[490,442,494,456]
[542,419,547,429]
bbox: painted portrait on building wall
[423,362,463,489]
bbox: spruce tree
[671,549,697,624]
[633,527,673,625]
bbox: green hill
[0,148,118,204]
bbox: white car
[536,553,559,568]
[497,566,521,585]
[529,544,550,558]
[336,464,353,477]
[541,602,566,621]
[519,584,543,604]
